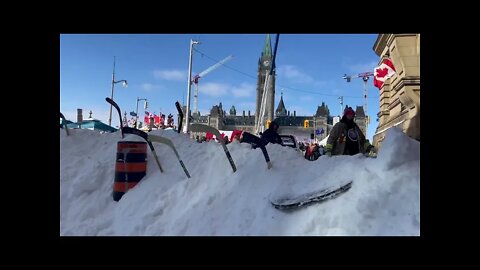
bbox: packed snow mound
[60,126,420,236]
[377,127,420,169]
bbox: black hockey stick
[105,97,124,138]
[148,134,190,178]
[175,101,183,134]
[190,124,237,173]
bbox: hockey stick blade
[190,124,237,173]
[105,97,124,138]
[271,181,353,210]
[148,134,191,178]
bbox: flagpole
[363,76,368,138]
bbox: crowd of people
[127,113,176,131]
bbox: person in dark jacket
[260,121,283,145]
[325,107,374,156]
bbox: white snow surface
[60,127,420,236]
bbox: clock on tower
[263,60,270,68]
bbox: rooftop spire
[262,34,272,57]
[275,93,287,116]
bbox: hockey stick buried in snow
[190,123,237,173]
[175,101,183,134]
[105,97,124,138]
[148,134,191,178]
[60,112,69,136]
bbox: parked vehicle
[279,135,298,149]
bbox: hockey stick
[175,101,183,134]
[148,134,191,178]
[105,97,124,138]
[190,124,237,173]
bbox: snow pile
[60,126,419,236]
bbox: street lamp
[135,97,147,129]
[184,39,200,133]
[338,96,344,117]
[108,56,128,127]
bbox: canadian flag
[152,114,157,125]
[374,58,396,89]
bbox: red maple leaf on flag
[374,58,396,90]
[375,67,389,78]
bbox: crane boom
[193,55,233,84]
[342,71,373,82]
[192,54,233,115]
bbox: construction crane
[192,55,233,115]
[342,71,374,137]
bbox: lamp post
[135,97,147,129]
[338,96,344,117]
[362,76,369,137]
[184,39,199,133]
[108,56,128,127]
[123,111,127,127]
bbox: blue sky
[60,34,381,140]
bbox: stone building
[372,34,420,148]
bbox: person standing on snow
[325,107,374,156]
